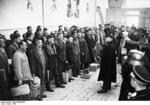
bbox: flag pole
[95,0,97,27]
[42,0,45,30]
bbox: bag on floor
[89,63,98,72]
[29,76,41,99]
[63,72,69,83]
[80,74,91,79]
[29,85,40,99]
[68,69,72,78]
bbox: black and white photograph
[0,0,150,103]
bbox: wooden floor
[43,64,122,101]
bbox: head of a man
[77,32,82,39]
[47,36,55,45]
[34,38,43,49]
[13,30,21,43]
[57,32,64,40]
[18,40,27,52]
[26,33,34,41]
[73,31,77,39]
[27,26,33,33]
[0,38,5,48]
[130,65,150,91]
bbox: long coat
[6,42,18,59]
[85,34,97,63]
[78,38,90,66]
[98,43,116,82]
[28,47,47,79]
[45,43,57,70]
[55,39,66,63]
[0,49,10,100]
[66,40,73,65]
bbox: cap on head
[132,65,150,84]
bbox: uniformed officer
[128,65,150,100]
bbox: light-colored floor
[43,64,122,101]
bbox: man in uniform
[128,65,150,100]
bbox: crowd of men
[0,25,99,100]
[1,23,150,101]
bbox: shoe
[97,89,107,93]
[41,95,47,98]
[36,96,43,100]
[69,77,74,82]
[62,82,67,84]
[36,97,42,101]
[56,85,65,88]
[47,88,54,92]
[73,75,78,77]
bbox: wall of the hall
[106,8,150,31]
[0,0,108,39]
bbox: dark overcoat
[98,43,116,82]
[0,49,10,100]
[55,39,66,63]
[28,47,47,79]
[78,38,90,65]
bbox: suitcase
[80,74,91,79]
[89,63,98,72]
[68,69,72,78]
[62,72,69,83]
[29,76,41,99]
[29,85,40,99]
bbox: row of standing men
[0,25,99,100]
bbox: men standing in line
[13,41,33,100]
[6,31,21,87]
[0,37,10,100]
[72,31,80,77]
[28,38,47,100]
[78,31,89,69]
[45,35,65,89]
[85,29,97,63]
[55,33,66,84]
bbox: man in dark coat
[71,31,81,77]
[28,38,47,100]
[0,38,10,100]
[85,30,97,63]
[45,35,65,89]
[78,32,90,69]
[104,24,111,37]
[97,37,116,93]
[6,31,20,58]
[6,31,21,88]
[55,33,66,84]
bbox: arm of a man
[13,54,23,80]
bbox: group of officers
[95,24,150,100]
[103,24,150,100]
[0,25,98,100]
[1,23,150,101]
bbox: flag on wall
[108,0,124,8]
[50,0,57,11]
[86,2,89,12]
[67,0,80,18]
[27,0,33,11]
